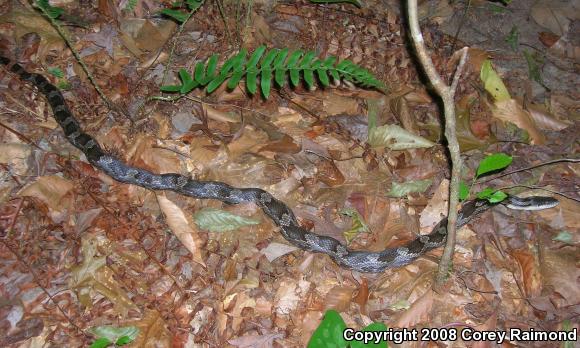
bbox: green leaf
[194,62,206,85]
[261,68,272,99]
[35,0,65,19]
[387,179,432,198]
[227,69,245,89]
[47,67,64,78]
[274,68,287,88]
[480,59,511,102]
[261,48,280,68]
[273,48,289,68]
[299,51,316,68]
[186,0,204,11]
[286,50,303,68]
[323,56,337,68]
[505,26,519,51]
[160,8,189,22]
[247,45,266,68]
[351,322,389,348]
[476,153,512,177]
[317,68,330,87]
[552,231,573,244]
[178,68,197,94]
[304,69,314,89]
[193,208,260,232]
[329,68,340,82]
[459,181,470,201]
[179,68,193,84]
[89,338,112,348]
[160,85,183,92]
[487,190,508,203]
[204,54,219,83]
[307,310,347,348]
[477,187,494,200]
[88,326,139,346]
[340,208,369,244]
[115,335,133,346]
[289,68,300,87]
[246,70,258,94]
[206,73,229,93]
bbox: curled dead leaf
[492,99,546,145]
[156,194,205,267]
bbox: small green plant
[308,310,389,348]
[124,0,138,12]
[160,0,205,23]
[459,153,513,203]
[88,325,139,348]
[160,45,385,99]
[35,0,64,19]
[505,26,519,51]
[47,67,71,90]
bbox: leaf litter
[0,0,577,347]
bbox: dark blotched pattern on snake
[0,56,559,273]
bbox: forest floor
[0,0,578,347]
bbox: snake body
[0,56,559,273]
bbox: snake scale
[0,56,559,273]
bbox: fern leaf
[160,46,386,98]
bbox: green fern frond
[161,45,386,98]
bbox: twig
[406,0,469,285]
[161,8,197,86]
[36,5,122,117]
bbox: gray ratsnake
[0,56,560,273]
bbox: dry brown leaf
[229,332,284,348]
[17,175,73,213]
[324,286,355,312]
[0,143,31,175]
[353,278,369,310]
[156,194,206,267]
[530,0,579,36]
[510,249,542,298]
[540,249,580,306]
[419,179,448,232]
[261,242,299,262]
[0,3,65,59]
[492,99,546,144]
[69,234,138,317]
[259,134,301,154]
[315,159,345,187]
[130,310,172,348]
[525,101,571,131]
[231,292,256,331]
[392,289,434,328]
[131,135,182,174]
[274,278,311,314]
[322,94,361,116]
[536,196,580,230]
